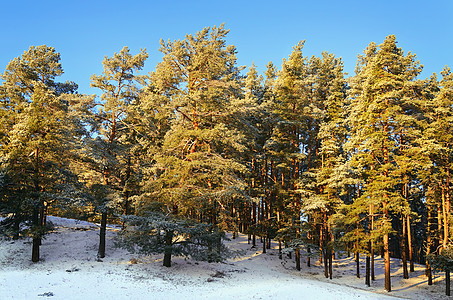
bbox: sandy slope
[0,217,448,299]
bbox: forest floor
[0,216,448,299]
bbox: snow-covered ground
[0,216,447,299]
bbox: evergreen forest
[1,24,453,296]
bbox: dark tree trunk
[356,251,360,278]
[427,264,433,286]
[98,212,107,259]
[163,231,173,267]
[295,248,301,271]
[32,237,40,262]
[32,207,40,263]
[123,156,132,218]
[38,202,47,246]
[365,253,371,287]
[447,270,451,297]
[402,216,409,279]
[328,248,333,280]
[32,148,40,263]
[370,205,375,281]
[371,243,375,281]
[252,202,256,248]
[307,215,311,267]
[13,217,20,240]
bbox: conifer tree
[303,52,347,279]
[270,41,309,270]
[117,207,232,267]
[0,45,79,261]
[242,63,264,244]
[347,35,424,292]
[87,46,148,258]
[140,25,249,228]
[422,67,453,295]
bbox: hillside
[0,216,447,299]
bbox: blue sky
[1,0,452,95]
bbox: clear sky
[1,0,452,95]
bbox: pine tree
[346,35,424,292]
[117,207,233,267]
[270,41,309,270]
[0,45,80,261]
[305,52,347,279]
[140,24,249,227]
[240,63,264,244]
[87,46,148,258]
[422,67,453,295]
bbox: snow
[0,216,447,299]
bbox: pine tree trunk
[443,165,451,297]
[296,248,301,271]
[328,247,333,280]
[307,215,311,267]
[38,203,46,246]
[438,203,443,251]
[319,222,323,264]
[13,218,20,240]
[32,148,40,263]
[123,156,132,218]
[384,232,391,292]
[402,216,408,279]
[370,204,375,281]
[98,212,107,259]
[356,251,360,278]
[371,243,375,281]
[427,204,433,285]
[232,200,237,239]
[447,166,451,231]
[366,250,371,287]
[324,214,328,278]
[252,202,256,247]
[32,207,40,263]
[163,230,173,267]
[442,185,448,248]
[407,215,414,273]
[447,270,451,296]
